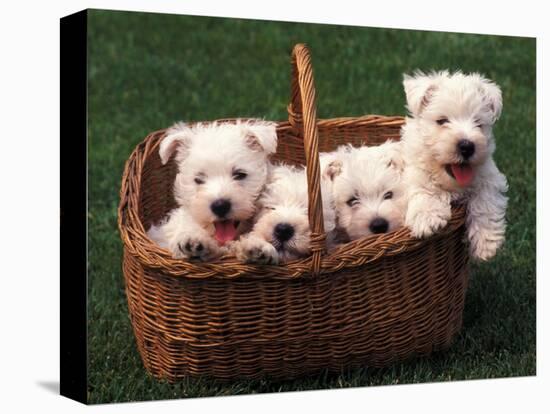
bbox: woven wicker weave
[118,44,469,382]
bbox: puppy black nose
[457,139,475,160]
[210,199,231,218]
[369,217,389,234]
[273,223,295,242]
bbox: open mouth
[444,163,475,188]
[213,220,240,245]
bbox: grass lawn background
[87,9,536,404]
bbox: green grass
[87,9,536,404]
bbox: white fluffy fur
[147,119,278,260]
[401,70,508,261]
[321,141,408,241]
[235,164,336,264]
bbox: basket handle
[287,44,326,275]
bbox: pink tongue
[214,220,237,245]
[451,164,474,187]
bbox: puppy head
[159,119,278,244]
[325,142,407,241]
[403,70,502,190]
[251,165,335,262]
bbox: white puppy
[401,70,508,261]
[322,141,408,241]
[147,120,278,260]
[235,164,336,264]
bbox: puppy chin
[277,245,310,262]
[346,226,372,240]
[277,250,300,262]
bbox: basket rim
[117,115,467,280]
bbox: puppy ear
[321,180,337,232]
[159,122,193,165]
[381,141,405,173]
[244,121,278,154]
[479,78,503,123]
[387,156,405,173]
[323,159,343,182]
[322,145,353,173]
[403,72,438,117]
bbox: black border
[60,9,88,404]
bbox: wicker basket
[118,44,469,382]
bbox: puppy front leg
[467,165,508,261]
[406,187,452,238]
[162,208,222,261]
[235,233,279,265]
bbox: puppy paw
[468,229,505,261]
[170,234,220,261]
[236,237,279,265]
[407,208,451,238]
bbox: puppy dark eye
[383,191,393,200]
[194,177,205,185]
[233,170,248,180]
[436,118,449,125]
[346,196,359,207]
[475,119,484,128]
